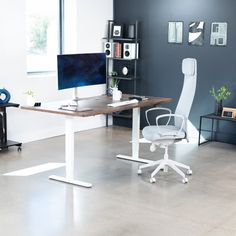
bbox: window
[26,0,63,74]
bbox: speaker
[123,43,139,59]
[104,42,113,58]
[128,24,135,39]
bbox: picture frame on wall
[168,21,183,44]
[210,22,227,46]
[112,24,123,38]
[188,21,205,46]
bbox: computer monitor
[57,52,106,111]
[57,52,106,90]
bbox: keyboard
[107,99,139,107]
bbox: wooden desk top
[21,95,172,117]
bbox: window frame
[26,0,64,76]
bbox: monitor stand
[59,88,92,112]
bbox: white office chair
[138,58,197,184]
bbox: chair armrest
[156,114,185,137]
[145,107,172,126]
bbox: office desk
[21,95,172,188]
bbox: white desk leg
[117,107,152,164]
[49,116,92,188]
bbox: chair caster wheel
[137,169,142,175]
[150,177,156,183]
[182,178,188,184]
[186,169,192,175]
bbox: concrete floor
[1,126,236,236]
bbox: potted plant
[209,85,231,116]
[25,90,35,106]
[110,78,120,89]
[110,78,122,101]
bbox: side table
[198,113,236,145]
[0,103,22,151]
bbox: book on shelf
[114,42,122,58]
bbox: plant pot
[26,95,35,106]
[215,100,223,116]
[112,87,122,101]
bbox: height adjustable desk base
[116,107,152,164]
[49,175,92,188]
[116,155,152,164]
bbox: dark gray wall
[114,0,236,143]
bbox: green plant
[25,90,34,97]
[110,71,118,77]
[209,85,231,103]
[111,78,120,88]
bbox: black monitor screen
[57,53,106,90]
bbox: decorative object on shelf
[109,71,118,77]
[114,61,134,78]
[25,90,35,106]
[112,87,122,101]
[114,42,122,58]
[210,22,227,46]
[209,85,231,116]
[112,24,123,38]
[168,21,183,44]
[0,88,11,104]
[122,66,129,76]
[128,24,135,39]
[110,78,120,88]
[188,21,205,46]
[104,42,113,58]
[123,43,139,59]
[221,107,236,118]
[109,78,122,101]
[107,20,114,38]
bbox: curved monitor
[57,53,106,90]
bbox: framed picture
[112,24,123,38]
[168,21,183,44]
[210,22,227,46]
[222,107,236,118]
[188,21,205,46]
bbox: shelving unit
[103,20,140,126]
[0,103,22,152]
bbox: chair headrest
[182,58,196,76]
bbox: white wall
[0,0,113,143]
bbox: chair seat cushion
[142,125,186,142]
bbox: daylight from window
[26,0,59,73]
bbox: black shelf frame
[103,37,141,42]
[107,76,139,81]
[0,103,22,151]
[107,57,138,61]
[198,113,236,146]
[104,20,140,124]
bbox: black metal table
[198,113,236,145]
[0,103,22,151]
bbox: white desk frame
[116,107,152,164]
[49,116,92,188]
[49,107,152,188]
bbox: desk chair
[138,58,197,184]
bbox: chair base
[138,146,192,184]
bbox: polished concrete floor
[1,126,236,236]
